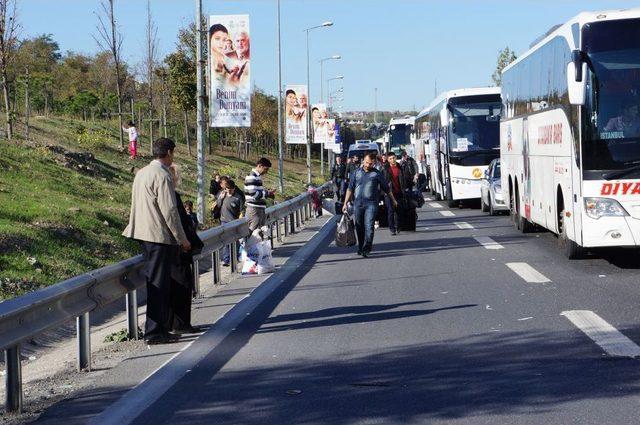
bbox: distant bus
[415,87,502,207]
[385,116,415,156]
[500,8,640,258]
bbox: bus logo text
[601,182,640,196]
[538,123,562,145]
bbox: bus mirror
[567,62,587,106]
[571,50,583,82]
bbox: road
[48,197,640,424]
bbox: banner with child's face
[209,15,251,127]
[285,85,308,144]
[312,103,328,144]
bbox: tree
[0,0,18,140]
[144,0,158,151]
[492,47,517,87]
[165,51,196,155]
[94,0,125,149]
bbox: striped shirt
[244,168,268,208]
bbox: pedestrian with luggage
[331,155,347,201]
[122,137,190,345]
[244,157,275,232]
[343,153,397,257]
[382,152,407,236]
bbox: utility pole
[195,0,207,223]
[276,0,284,193]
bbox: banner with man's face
[285,85,308,144]
[209,15,251,127]
[324,119,338,150]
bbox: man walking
[400,150,419,191]
[382,152,407,235]
[244,157,275,231]
[331,155,346,201]
[122,138,190,345]
[343,153,397,257]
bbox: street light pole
[276,0,284,193]
[195,0,206,224]
[304,22,333,185]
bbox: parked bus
[385,116,415,156]
[501,8,640,258]
[415,87,502,207]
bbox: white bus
[416,87,502,207]
[385,116,416,156]
[501,9,640,258]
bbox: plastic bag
[242,257,259,275]
[335,213,356,247]
[257,240,275,275]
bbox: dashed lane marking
[439,210,455,217]
[474,236,504,250]
[428,202,443,209]
[424,197,433,201]
[506,262,550,283]
[454,221,474,229]
[561,310,640,358]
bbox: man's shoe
[222,262,230,267]
[390,230,397,236]
[170,325,205,335]
[362,251,370,258]
[144,333,179,345]
[357,249,363,256]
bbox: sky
[19,0,637,112]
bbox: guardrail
[0,182,331,413]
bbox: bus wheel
[435,192,441,201]
[558,211,585,259]
[447,198,459,208]
[513,186,533,233]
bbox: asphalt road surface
[61,197,640,424]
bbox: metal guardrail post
[283,217,289,237]
[289,213,296,234]
[5,345,22,413]
[230,241,238,273]
[270,222,275,249]
[297,209,302,227]
[193,259,201,297]
[212,249,221,285]
[76,312,91,371]
[126,290,139,340]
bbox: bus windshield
[582,19,640,173]
[388,123,412,152]
[448,100,501,154]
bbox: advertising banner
[285,85,308,144]
[208,15,251,127]
[324,119,338,150]
[312,103,328,144]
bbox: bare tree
[0,0,18,141]
[94,0,125,149]
[145,0,158,152]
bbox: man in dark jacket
[217,180,245,266]
[382,152,407,235]
[331,155,347,201]
[400,150,419,190]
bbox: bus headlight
[584,197,629,219]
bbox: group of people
[333,150,422,257]
[123,136,278,345]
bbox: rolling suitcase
[398,198,417,231]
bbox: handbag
[336,213,356,247]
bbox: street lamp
[318,56,340,177]
[276,0,285,193]
[304,22,333,185]
[326,75,344,104]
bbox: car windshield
[582,19,640,173]
[448,100,501,153]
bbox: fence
[0,183,330,413]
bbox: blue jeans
[353,201,378,254]
[386,193,400,233]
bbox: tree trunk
[23,67,29,141]
[184,109,191,156]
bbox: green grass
[0,116,325,300]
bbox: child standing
[123,120,138,160]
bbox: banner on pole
[285,85,308,144]
[312,103,328,144]
[208,15,251,127]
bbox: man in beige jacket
[123,137,191,345]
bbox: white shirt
[124,126,138,142]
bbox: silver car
[481,159,508,215]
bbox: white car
[480,159,508,215]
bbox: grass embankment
[0,116,324,300]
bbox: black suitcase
[398,199,417,231]
[377,202,388,228]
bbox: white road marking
[439,210,455,217]
[506,262,550,283]
[474,236,504,250]
[424,197,433,201]
[429,202,443,209]
[561,310,640,358]
[453,221,474,229]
